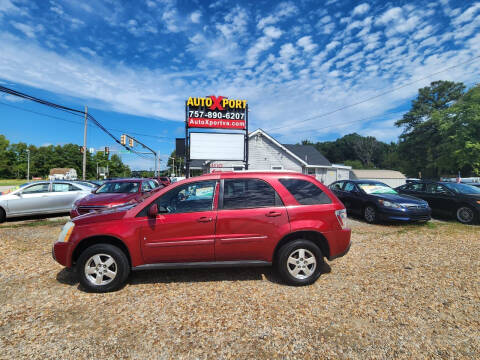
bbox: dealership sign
[186,95,247,130]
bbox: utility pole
[26,149,30,181]
[82,106,88,180]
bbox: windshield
[95,182,139,193]
[358,183,398,195]
[444,182,480,194]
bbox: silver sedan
[0,181,92,222]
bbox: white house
[49,168,78,180]
[204,129,351,184]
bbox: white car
[0,181,92,222]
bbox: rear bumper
[324,228,351,261]
[377,207,431,222]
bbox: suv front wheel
[77,244,130,292]
[277,239,324,286]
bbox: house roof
[49,168,75,175]
[249,129,331,167]
[283,144,331,167]
[351,169,406,179]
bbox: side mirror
[148,203,158,218]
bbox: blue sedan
[329,180,431,223]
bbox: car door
[342,182,363,215]
[329,181,346,203]
[424,183,455,216]
[6,182,51,215]
[215,178,289,262]
[50,182,84,212]
[137,180,218,264]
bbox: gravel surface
[0,217,479,359]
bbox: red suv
[53,172,351,292]
[70,179,159,218]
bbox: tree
[395,80,465,134]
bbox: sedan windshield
[358,183,397,195]
[96,182,139,193]
[444,182,480,194]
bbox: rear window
[279,178,331,205]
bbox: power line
[0,86,164,159]
[267,54,480,132]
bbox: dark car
[158,177,171,187]
[53,172,351,292]
[70,178,159,218]
[329,180,431,223]
[396,181,480,224]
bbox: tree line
[0,138,131,179]
[303,81,480,178]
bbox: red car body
[54,172,351,290]
[70,179,158,218]
[158,177,171,187]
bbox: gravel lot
[0,217,479,359]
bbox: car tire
[276,239,324,286]
[456,206,477,225]
[363,205,376,224]
[77,244,130,293]
[0,207,5,223]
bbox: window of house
[279,178,332,205]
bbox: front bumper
[376,207,431,222]
[52,241,72,267]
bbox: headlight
[378,199,403,209]
[57,221,75,243]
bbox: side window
[69,184,81,191]
[149,180,157,189]
[22,183,50,194]
[52,183,70,192]
[426,183,447,194]
[344,182,355,192]
[223,178,279,210]
[279,178,332,205]
[329,181,344,191]
[407,183,425,192]
[142,181,152,192]
[156,180,217,214]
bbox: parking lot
[0,216,479,359]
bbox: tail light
[335,209,348,229]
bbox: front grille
[78,205,107,215]
[405,204,428,209]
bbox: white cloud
[257,1,298,29]
[452,3,480,25]
[264,26,282,39]
[190,10,201,23]
[352,3,371,16]
[297,36,317,52]
[325,40,340,51]
[376,7,402,25]
[11,22,43,38]
[279,43,297,59]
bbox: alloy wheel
[286,248,317,280]
[457,207,474,224]
[84,253,118,286]
[364,206,376,223]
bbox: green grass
[0,179,31,186]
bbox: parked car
[70,178,159,218]
[396,181,480,224]
[464,182,480,189]
[0,181,92,223]
[329,180,431,223]
[158,176,171,187]
[53,172,351,292]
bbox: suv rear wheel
[277,239,324,286]
[77,244,130,292]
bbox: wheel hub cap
[85,254,117,286]
[287,248,316,280]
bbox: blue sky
[0,0,479,170]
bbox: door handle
[266,211,281,217]
[197,217,213,223]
